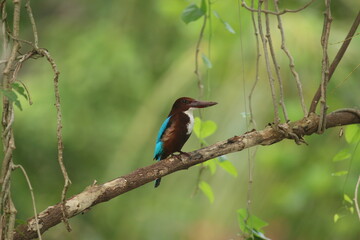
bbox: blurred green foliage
[1,0,359,239]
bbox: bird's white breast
[184,108,194,135]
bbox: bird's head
[170,97,217,114]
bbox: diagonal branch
[13,108,360,240]
[309,10,360,114]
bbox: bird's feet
[170,151,191,161]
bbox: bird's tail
[154,178,162,188]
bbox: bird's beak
[189,100,217,108]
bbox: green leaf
[1,89,18,102]
[201,53,212,69]
[334,214,340,223]
[345,125,360,144]
[237,208,248,233]
[349,207,354,214]
[14,100,22,111]
[181,3,205,24]
[344,194,353,205]
[11,82,28,100]
[0,89,22,111]
[193,117,217,139]
[213,10,236,34]
[331,170,348,177]
[203,159,217,175]
[224,21,236,34]
[248,215,268,231]
[237,208,268,233]
[199,181,214,203]
[200,0,207,13]
[332,149,351,162]
[217,158,238,177]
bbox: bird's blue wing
[154,116,171,160]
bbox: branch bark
[13,109,360,240]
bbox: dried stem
[264,0,288,122]
[1,0,22,238]
[12,164,42,239]
[309,10,360,114]
[194,14,207,100]
[193,6,209,196]
[38,48,72,231]
[241,0,315,16]
[1,0,9,60]
[317,0,332,133]
[24,0,38,48]
[274,0,307,116]
[257,0,280,127]
[248,0,260,128]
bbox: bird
[153,97,217,188]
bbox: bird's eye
[182,99,188,104]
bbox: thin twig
[330,32,359,45]
[257,0,280,127]
[355,175,360,221]
[12,164,42,239]
[241,0,315,16]
[25,0,38,48]
[309,10,360,114]
[264,0,288,122]
[317,0,332,133]
[38,48,72,232]
[248,0,260,128]
[11,49,37,82]
[2,1,21,79]
[1,0,8,57]
[274,0,307,116]
[19,80,33,105]
[331,63,360,93]
[194,11,207,101]
[193,4,208,196]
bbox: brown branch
[317,0,332,133]
[1,0,22,238]
[25,0,38,48]
[12,164,42,239]
[37,48,72,232]
[274,0,307,117]
[248,0,260,128]
[257,0,280,127]
[194,13,207,100]
[264,0,288,122]
[13,108,360,240]
[241,0,315,16]
[309,10,360,114]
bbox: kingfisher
[153,97,217,188]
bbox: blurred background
[1,0,360,239]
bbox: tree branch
[241,0,315,16]
[309,10,360,114]
[13,108,360,240]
